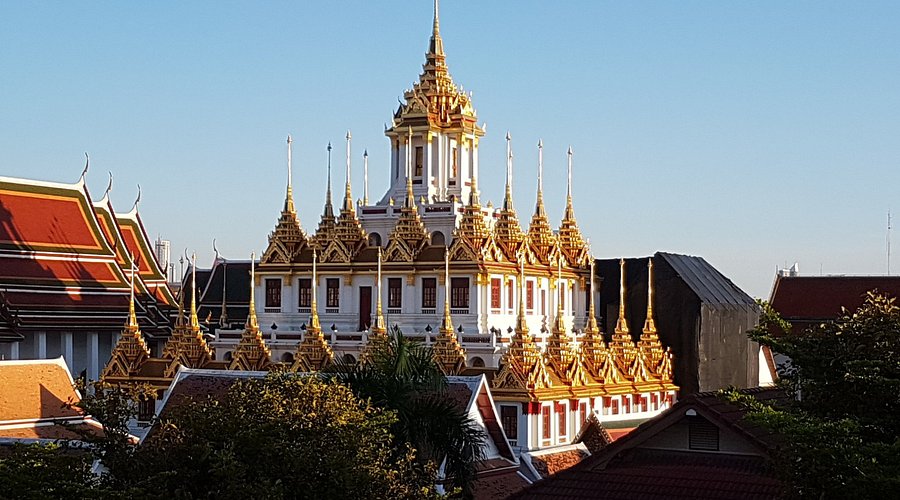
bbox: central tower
[380,0,485,206]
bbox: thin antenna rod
[888,209,892,275]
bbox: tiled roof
[770,276,900,332]
[529,449,589,479]
[0,421,104,440]
[472,467,531,500]
[512,449,779,499]
[512,388,788,499]
[0,358,82,421]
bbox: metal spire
[284,135,296,213]
[127,252,138,331]
[324,142,334,218]
[363,149,369,206]
[440,247,454,333]
[535,139,546,217]
[503,131,514,211]
[564,146,575,219]
[372,247,386,334]
[405,126,415,207]
[343,131,353,212]
[616,258,629,333]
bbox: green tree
[127,373,439,499]
[725,293,900,498]
[0,443,96,500]
[334,327,486,498]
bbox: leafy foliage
[334,326,486,497]
[725,293,900,498]
[0,443,97,500]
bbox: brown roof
[770,276,900,332]
[0,421,104,440]
[529,449,589,479]
[472,467,531,500]
[511,388,788,499]
[0,358,81,421]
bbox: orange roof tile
[0,358,81,421]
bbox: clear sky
[2,1,899,299]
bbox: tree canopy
[333,327,486,497]
[725,292,900,498]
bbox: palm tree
[333,326,486,497]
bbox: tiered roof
[0,173,173,339]
[525,141,557,265]
[493,134,527,262]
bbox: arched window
[281,352,295,363]
[431,231,446,246]
[342,353,357,365]
[368,233,382,247]
[470,356,485,368]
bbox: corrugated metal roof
[656,252,755,306]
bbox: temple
[87,1,677,469]
[0,170,174,380]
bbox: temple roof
[0,175,172,333]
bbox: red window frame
[491,278,501,309]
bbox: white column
[62,332,74,369]
[10,341,19,360]
[36,331,47,358]
[88,332,99,381]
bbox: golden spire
[126,255,138,332]
[527,139,556,263]
[503,132,514,212]
[585,242,600,335]
[218,260,228,327]
[515,252,528,335]
[325,142,334,218]
[162,275,186,359]
[190,253,200,331]
[284,134,296,214]
[371,247,386,335]
[246,252,258,331]
[494,132,526,261]
[433,247,466,375]
[554,257,566,333]
[610,258,637,366]
[342,130,354,213]
[164,252,215,376]
[639,258,665,370]
[557,146,587,266]
[616,258,628,335]
[292,248,333,372]
[431,0,443,56]
[229,252,272,371]
[309,250,321,332]
[100,252,151,381]
[440,248,453,334]
[535,139,546,218]
[643,258,656,335]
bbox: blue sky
[2,1,898,298]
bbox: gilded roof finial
[643,258,656,334]
[565,146,574,218]
[372,247,386,335]
[309,249,321,331]
[190,253,200,331]
[325,142,334,217]
[535,139,546,217]
[284,134,295,213]
[363,149,369,206]
[515,251,528,334]
[430,0,444,56]
[126,252,138,331]
[585,240,600,334]
[440,247,454,333]
[246,252,258,331]
[343,131,354,213]
[219,260,228,327]
[503,131,514,211]
[616,258,628,333]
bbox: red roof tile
[770,276,900,322]
[472,467,531,500]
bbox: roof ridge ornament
[79,153,90,183]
